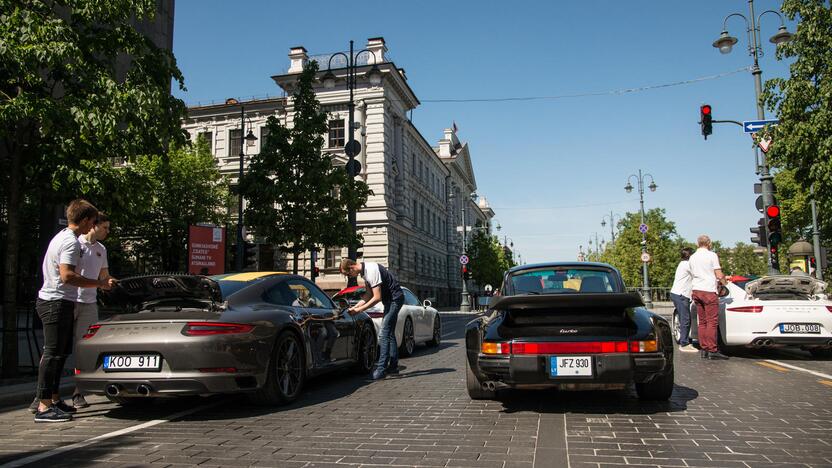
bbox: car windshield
[510,268,619,294]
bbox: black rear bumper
[477,352,667,385]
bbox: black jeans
[35,298,75,400]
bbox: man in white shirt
[72,212,116,408]
[670,247,696,352]
[33,200,115,423]
[688,235,729,360]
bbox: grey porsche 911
[75,272,378,406]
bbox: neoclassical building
[181,37,494,306]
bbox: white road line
[1,399,225,468]
[764,359,832,380]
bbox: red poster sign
[188,225,226,275]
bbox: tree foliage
[761,0,831,272]
[240,62,371,274]
[467,230,513,290]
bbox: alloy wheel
[404,318,415,355]
[277,336,302,398]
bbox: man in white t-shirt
[33,200,116,423]
[670,247,696,353]
[72,212,116,408]
[688,235,729,360]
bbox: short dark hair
[680,247,694,260]
[66,199,98,225]
[339,258,357,273]
[96,211,109,224]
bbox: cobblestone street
[1,313,831,468]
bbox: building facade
[181,38,494,306]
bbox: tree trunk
[292,251,299,275]
[2,145,23,378]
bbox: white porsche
[332,286,442,356]
[673,275,832,357]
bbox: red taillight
[484,340,658,355]
[826,306,832,313]
[82,324,101,339]
[182,322,254,336]
[727,306,764,313]
[74,368,80,375]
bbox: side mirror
[422,299,432,308]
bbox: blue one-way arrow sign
[743,119,779,133]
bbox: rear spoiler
[488,293,644,310]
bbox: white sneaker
[679,344,698,353]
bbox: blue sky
[172,0,796,264]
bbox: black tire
[105,395,155,406]
[427,315,441,347]
[249,330,306,406]
[399,317,416,357]
[809,348,832,359]
[466,356,495,400]
[635,366,674,401]
[354,324,378,374]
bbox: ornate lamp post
[625,170,657,308]
[712,1,793,274]
[226,98,258,271]
[320,41,383,281]
[600,211,621,245]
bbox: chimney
[366,37,387,64]
[288,46,308,73]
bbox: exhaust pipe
[481,381,497,392]
[136,384,152,397]
[105,384,121,397]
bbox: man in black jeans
[33,199,115,423]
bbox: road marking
[764,359,832,380]
[756,361,790,372]
[1,398,225,468]
[819,380,832,388]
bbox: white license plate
[549,356,593,377]
[780,323,821,334]
[103,354,162,371]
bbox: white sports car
[332,286,442,356]
[672,275,832,357]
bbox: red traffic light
[766,205,780,217]
[700,104,712,115]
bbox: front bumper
[477,352,667,386]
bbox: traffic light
[461,265,472,280]
[311,266,320,282]
[766,204,782,270]
[750,217,768,247]
[243,242,258,269]
[700,104,713,139]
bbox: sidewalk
[0,376,75,409]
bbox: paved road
[0,313,831,468]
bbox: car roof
[211,271,288,282]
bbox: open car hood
[745,275,828,298]
[100,274,223,311]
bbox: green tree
[600,209,685,289]
[0,0,186,377]
[467,230,511,289]
[720,241,768,277]
[761,0,830,275]
[240,62,371,274]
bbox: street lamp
[450,187,477,312]
[227,98,258,272]
[712,1,793,274]
[320,41,383,281]
[626,169,656,308]
[495,223,516,264]
[600,211,621,244]
[588,233,605,260]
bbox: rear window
[510,268,619,294]
[216,278,268,299]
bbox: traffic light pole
[236,105,246,272]
[460,194,470,313]
[810,186,823,280]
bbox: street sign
[484,284,493,292]
[345,159,362,175]
[344,140,362,157]
[459,254,469,265]
[641,252,651,262]
[757,135,773,153]
[743,119,779,133]
[639,223,648,234]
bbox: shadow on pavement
[497,384,699,415]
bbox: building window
[325,247,342,269]
[413,200,418,225]
[260,126,270,152]
[198,131,213,153]
[398,243,404,270]
[329,119,345,147]
[229,129,242,157]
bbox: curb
[0,377,75,410]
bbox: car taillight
[483,340,659,355]
[826,306,832,313]
[182,322,254,336]
[727,306,764,313]
[82,324,101,339]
